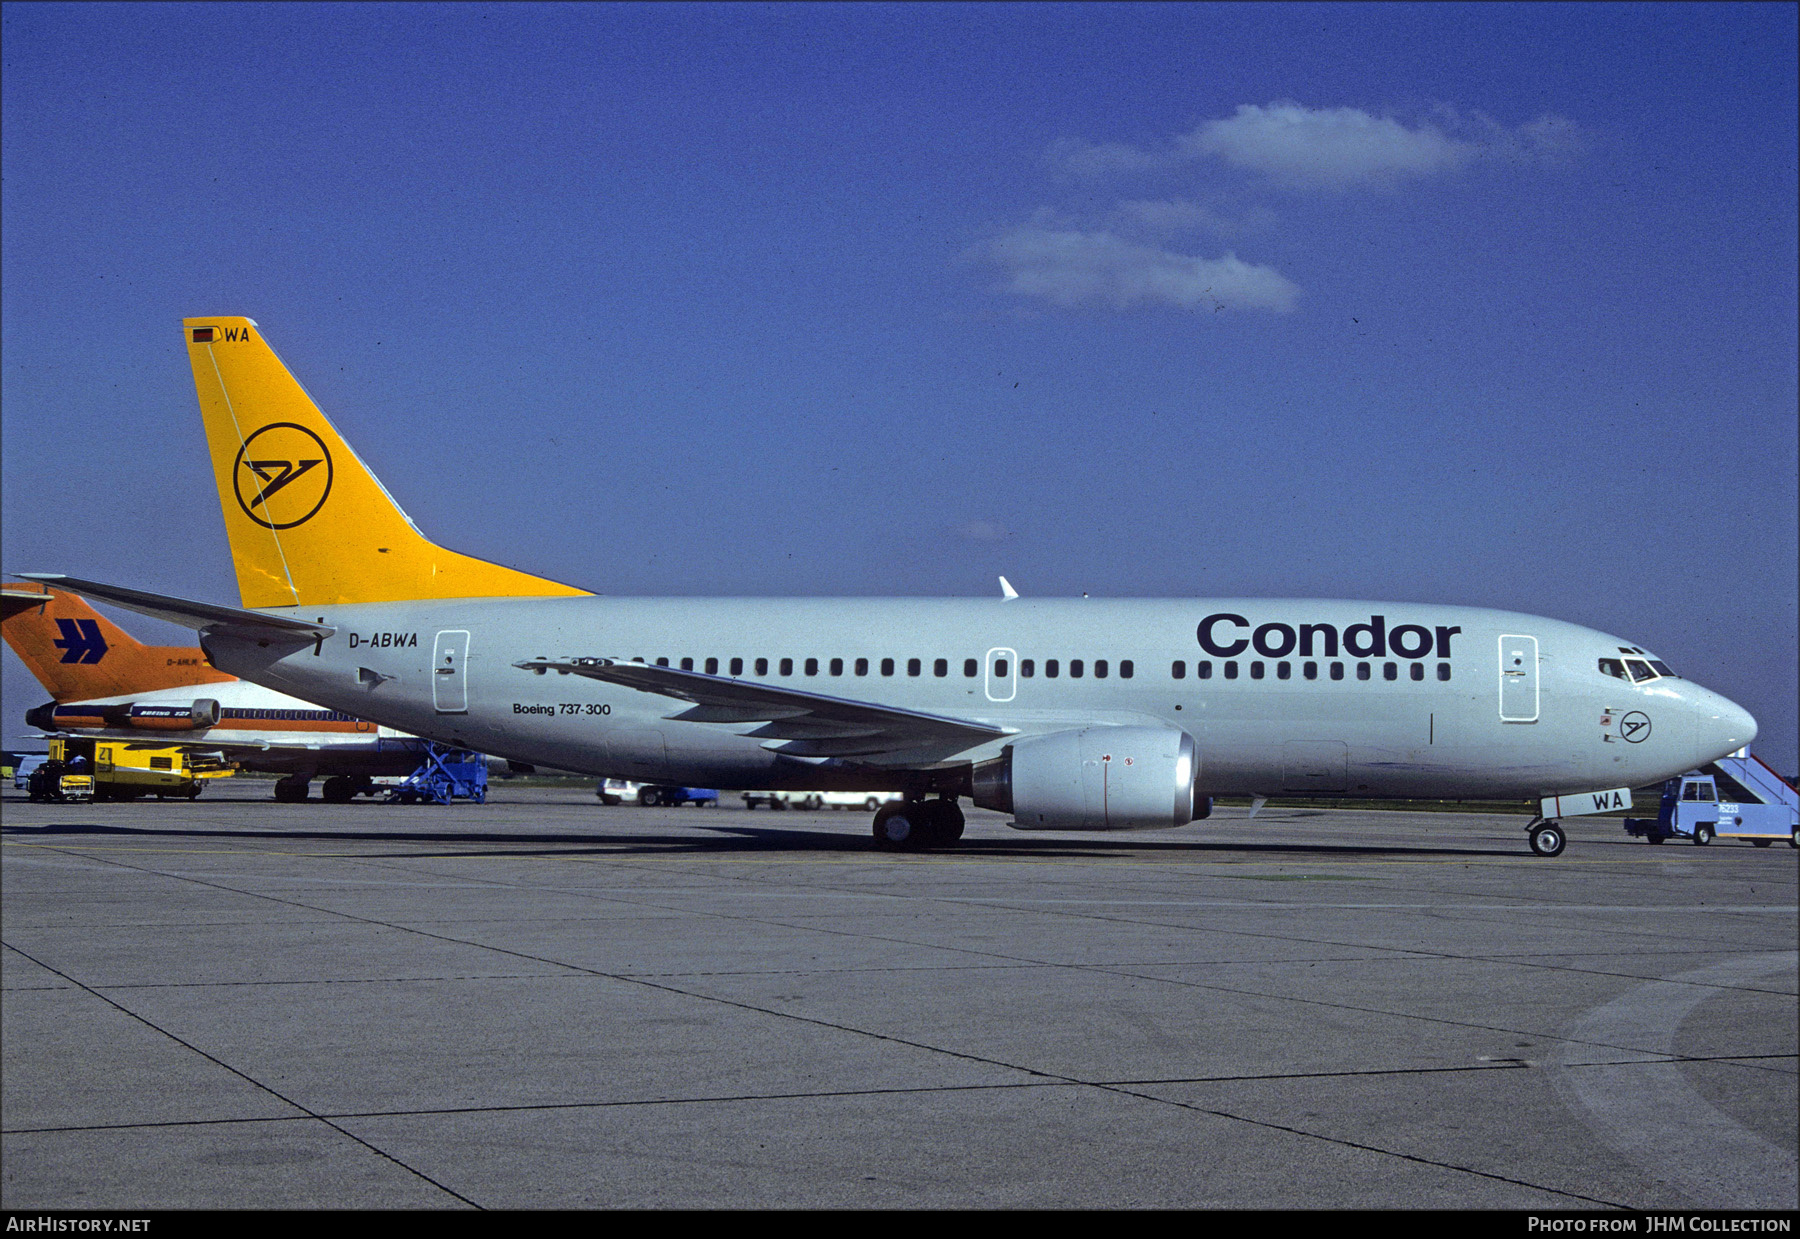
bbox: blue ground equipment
[1623,750,1798,847]
[384,743,488,805]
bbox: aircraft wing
[514,657,1010,759]
[14,575,334,642]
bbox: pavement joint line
[1096,1081,1633,1208]
[0,939,483,1209]
[4,1062,1553,1136]
[20,855,1785,1099]
[25,844,1702,1194]
[13,841,1795,1032]
[9,811,1791,1206]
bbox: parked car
[597,780,718,807]
[741,790,900,812]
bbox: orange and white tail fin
[0,587,236,701]
[183,317,591,608]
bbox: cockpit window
[1624,659,1657,682]
[1598,658,1627,680]
[1648,660,1673,676]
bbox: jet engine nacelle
[26,699,222,732]
[972,726,1201,830]
[126,699,221,730]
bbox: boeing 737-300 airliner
[22,317,1759,855]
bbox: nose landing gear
[1526,818,1567,857]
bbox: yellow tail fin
[1,587,236,701]
[183,317,590,608]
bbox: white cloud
[1113,198,1274,239]
[1047,136,1166,179]
[1180,103,1475,188]
[1049,102,1587,190]
[978,227,1299,313]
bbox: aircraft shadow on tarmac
[0,815,1525,860]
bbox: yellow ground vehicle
[28,737,235,802]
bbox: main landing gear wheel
[273,776,312,803]
[1528,821,1566,857]
[872,798,964,850]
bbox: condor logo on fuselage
[1198,613,1460,660]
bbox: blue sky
[4,2,1796,770]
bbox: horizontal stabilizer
[15,575,334,642]
[514,656,1009,758]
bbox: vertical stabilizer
[183,317,590,608]
[1,587,236,701]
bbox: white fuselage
[199,595,1757,801]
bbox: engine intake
[973,726,1201,830]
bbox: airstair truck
[1624,750,1798,847]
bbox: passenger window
[1598,658,1627,680]
[829,658,843,676]
[995,660,1009,678]
[1383,663,1397,681]
[1070,660,1084,678]
[806,658,819,676]
[656,657,670,667]
[1357,663,1371,681]
[1198,661,1212,679]
[1437,663,1450,682]
[1094,660,1108,679]
[964,658,978,677]
[1021,659,1034,677]
[908,658,921,677]
[1251,662,1265,680]
[755,657,768,676]
[1120,660,1133,679]
[704,657,718,675]
[1410,663,1424,681]
[855,658,868,676]
[1330,662,1344,680]
[1276,662,1291,680]
[779,658,793,676]
[934,659,948,677]
[1303,662,1317,680]
[1046,659,1060,678]
[1172,660,1186,679]
[680,657,694,671]
[1224,662,1238,680]
[881,658,894,676]
[730,657,744,676]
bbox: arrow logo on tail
[52,618,108,664]
[242,458,322,509]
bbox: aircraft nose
[1687,686,1757,762]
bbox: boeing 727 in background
[3,585,432,801]
[22,317,1760,854]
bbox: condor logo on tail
[231,423,334,529]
